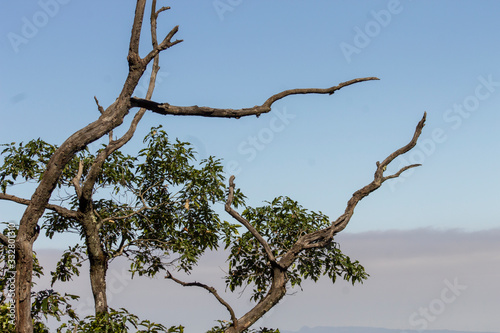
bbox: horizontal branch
[130,77,379,118]
[0,193,79,220]
[165,271,238,329]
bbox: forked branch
[279,112,427,265]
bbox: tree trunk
[15,237,34,333]
[82,212,109,314]
[225,267,288,333]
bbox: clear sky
[1,1,500,332]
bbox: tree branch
[128,0,148,65]
[0,193,79,220]
[130,77,379,118]
[72,159,84,198]
[279,112,427,266]
[225,176,277,265]
[165,271,238,329]
[143,25,183,65]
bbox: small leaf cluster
[0,140,56,193]
[226,197,368,301]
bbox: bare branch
[93,96,105,114]
[377,112,427,180]
[143,25,183,65]
[130,77,379,118]
[0,193,79,219]
[128,0,148,64]
[156,6,170,15]
[165,271,238,329]
[225,176,277,265]
[277,112,427,267]
[72,159,84,198]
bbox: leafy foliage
[50,245,85,286]
[57,308,184,333]
[0,127,245,284]
[225,197,368,301]
[1,128,368,332]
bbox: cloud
[33,228,500,333]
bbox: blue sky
[2,0,499,234]
[1,1,500,331]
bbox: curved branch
[165,271,238,330]
[225,176,277,265]
[0,193,79,219]
[130,77,379,118]
[279,112,427,267]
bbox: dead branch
[130,77,379,118]
[165,271,238,329]
[279,112,427,266]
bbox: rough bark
[82,211,109,314]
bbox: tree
[0,1,425,332]
[164,112,425,332]
[0,127,243,318]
